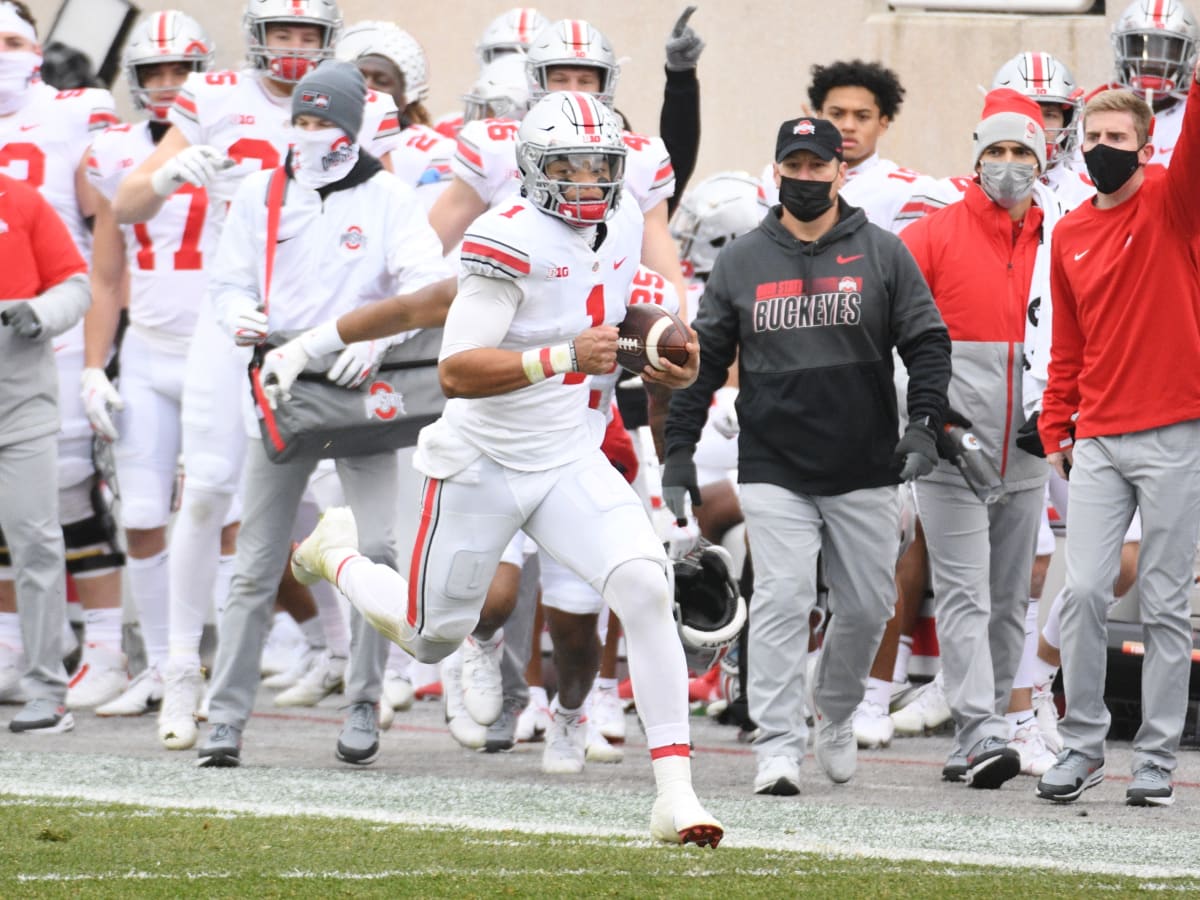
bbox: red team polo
[1040,78,1200,451]
[0,172,86,301]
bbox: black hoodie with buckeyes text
[666,199,951,497]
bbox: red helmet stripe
[517,8,530,43]
[573,92,596,131]
[293,0,306,14]
[156,11,169,48]
[570,19,584,49]
[1031,51,1046,87]
[1153,0,1166,26]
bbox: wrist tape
[522,341,577,384]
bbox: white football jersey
[760,153,941,235]
[88,121,219,340]
[1041,162,1095,211]
[441,195,645,471]
[0,81,119,256]
[169,69,404,208]
[390,123,455,211]
[452,117,674,214]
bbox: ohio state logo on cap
[794,120,816,135]
[301,90,330,109]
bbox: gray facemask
[978,161,1037,209]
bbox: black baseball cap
[775,117,844,163]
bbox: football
[616,304,691,372]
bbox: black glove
[1016,411,1045,458]
[665,6,704,71]
[936,407,973,461]
[894,423,938,482]
[662,446,701,524]
[0,301,43,340]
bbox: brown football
[616,304,691,372]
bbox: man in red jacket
[901,89,1058,790]
[1035,60,1200,809]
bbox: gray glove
[665,6,704,71]
[894,423,938,482]
[1,301,44,340]
[661,447,701,525]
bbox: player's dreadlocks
[808,59,907,121]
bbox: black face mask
[778,175,835,222]
[1082,143,1142,195]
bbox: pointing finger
[672,6,697,37]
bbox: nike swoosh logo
[19,124,37,131]
[837,254,863,264]
[1074,250,1089,261]
[613,257,626,269]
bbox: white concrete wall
[23,0,1131,179]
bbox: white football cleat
[291,507,359,587]
[378,697,395,731]
[515,687,552,743]
[1032,679,1063,754]
[95,665,164,717]
[1013,720,1058,777]
[542,707,587,775]
[382,668,415,713]
[158,661,204,751]
[460,634,504,726]
[890,671,952,735]
[273,650,346,707]
[65,643,128,710]
[590,683,626,743]
[442,648,487,750]
[585,717,624,764]
[852,698,895,749]
[649,787,723,848]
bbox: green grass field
[2,795,1196,898]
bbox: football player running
[283,92,721,847]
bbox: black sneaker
[197,722,242,767]
[966,736,1021,789]
[336,701,380,765]
[9,698,74,734]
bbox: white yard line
[1,750,1198,881]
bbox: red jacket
[1040,77,1200,449]
[902,181,1045,488]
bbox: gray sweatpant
[0,433,69,702]
[916,480,1043,753]
[1059,421,1200,771]
[741,482,899,763]
[206,438,399,731]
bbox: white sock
[528,684,549,708]
[650,751,694,796]
[864,676,891,710]
[1011,599,1040,690]
[596,676,618,692]
[167,485,233,660]
[298,615,327,650]
[1006,709,1035,736]
[83,606,123,649]
[0,611,23,650]
[893,635,913,683]
[126,551,170,671]
[1031,657,1059,690]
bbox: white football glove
[80,367,124,442]
[327,339,387,389]
[150,144,231,197]
[259,339,311,410]
[222,297,269,347]
[710,386,740,439]
[663,519,701,560]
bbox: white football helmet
[122,11,214,122]
[517,91,626,226]
[336,20,429,109]
[243,0,341,84]
[1112,0,1200,101]
[670,172,767,278]
[671,541,747,673]
[525,19,619,107]
[991,52,1083,167]
[462,52,530,123]
[476,7,549,64]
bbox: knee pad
[408,634,465,665]
[183,452,241,496]
[179,484,235,530]
[62,480,126,576]
[603,556,671,621]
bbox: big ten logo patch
[365,381,406,421]
[341,225,366,251]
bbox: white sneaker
[813,704,856,784]
[649,786,723,847]
[852,698,895,749]
[890,671,952,735]
[590,683,626,743]
[158,661,204,750]
[382,669,414,712]
[262,644,318,690]
[95,665,164,717]
[379,698,395,731]
[460,634,504,726]
[754,755,801,796]
[1012,720,1057,777]
[542,707,587,774]
[65,643,128,709]
[515,689,551,743]
[0,642,24,702]
[585,717,624,764]
[273,650,346,707]
[442,648,486,750]
[1032,680,1063,754]
[291,507,358,586]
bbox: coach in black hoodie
[664,117,950,796]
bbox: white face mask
[291,126,358,190]
[0,51,41,116]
